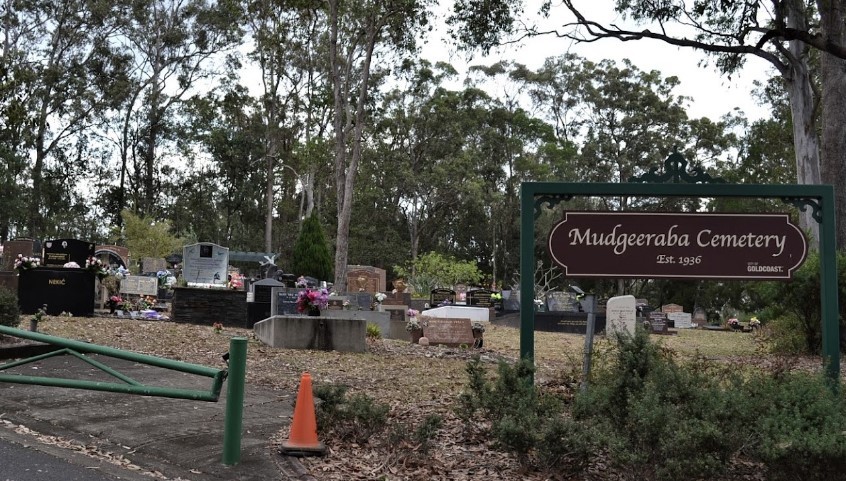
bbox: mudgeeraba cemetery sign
[548,212,807,280]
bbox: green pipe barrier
[222,337,247,465]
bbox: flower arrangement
[63,261,81,268]
[85,256,109,280]
[14,254,40,274]
[296,288,329,313]
[490,293,503,301]
[213,322,223,334]
[406,317,422,332]
[727,317,740,328]
[749,317,761,328]
[374,292,387,304]
[120,299,134,311]
[407,308,419,318]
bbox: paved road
[0,437,123,481]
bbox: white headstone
[668,311,693,329]
[182,242,229,286]
[605,295,637,337]
[120,276,158,296]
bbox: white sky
[420,0,774,122]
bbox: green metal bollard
[222,337,248,465]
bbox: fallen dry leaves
[9,315,840,481]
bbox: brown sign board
[548,212,807,280]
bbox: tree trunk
[785,0,822,245]
[818,0,846,249]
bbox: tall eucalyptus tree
[325,0,434,291]
[107,0,242,221]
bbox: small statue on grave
[356,275,366,292]
[394,279,407,293]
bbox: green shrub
[366,322,381,339]
[0,287,20,328]
[744,372,846,481]
[291,214,333,283]
[313,383,389,444]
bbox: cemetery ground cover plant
[21,315,846,481]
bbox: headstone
[2,239,35,271]
[454,283,468,302]
[272,287,301,316]
[351,292,373,310]
[605,295,637,337]
[430,288,456,307]
[327,296,348,310]
[17,268,95,315]
[383,305,409,339]
[420,316,475,346]
[647,311,668,333]
[119,276,158,296]
[668,311,693,329]
[42,238,95,267]
[252,278,285,304]
[503,290,520,311]
[546,291,578,312]
[142,257,167,274]
[383,291,411,306]
[693,307,707,326]
[182,242,229,286]
[345,265,386,293]
[661,303,684,314]
[466,288,494,308]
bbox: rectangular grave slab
[420,316,474,346]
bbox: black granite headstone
[275,288,300,315]
[252,278,285,304]
[467,288,493,308]
[430,288,456,306]
[17,268,95,315]
[41,239,95,267]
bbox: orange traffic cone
[280,372,326,456]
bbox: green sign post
[520,152,839,383]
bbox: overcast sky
[420,0,773,122]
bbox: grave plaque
[345,265,386,293]
[2,239,35,271]
[383,291,411,306]
[42,238,95,267]
[466,288,493,308]
[546,291,578,312]
[648,311,668,333]
[142,257,167,274]
[273,288,300,316]
[661,303,684,314]
[384,305,409,339]
[182,242,229,285]
[120,276,158,296]
[18,268,95,315]
[668,311,693,329]
[605,295,637,337]
[420,316,474,346]
[430,288,456,307]
[327,296,347,310]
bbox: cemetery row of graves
[0,236,755,351]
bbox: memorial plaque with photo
[42,239,95,267]
[466,288,493,308]
[183,242,229,285]
[430,288,456,306]
[420,316,474,346]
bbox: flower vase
[308,307,321,317]
[410,328,423,344]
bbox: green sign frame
[520,152,840,382]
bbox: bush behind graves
[0,287,21,328]
[291,214,333,283]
